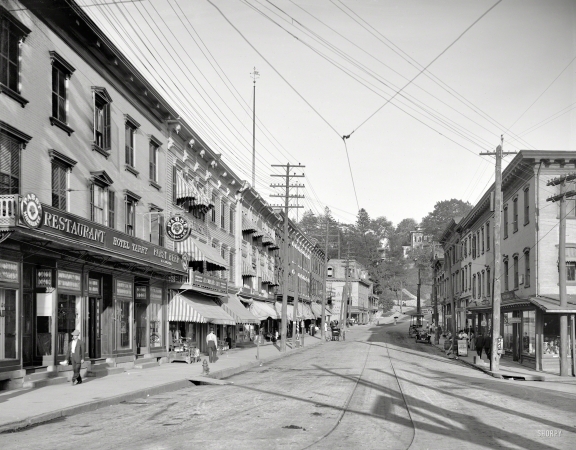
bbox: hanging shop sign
[135,285,148,300]
[191,271,227,293]
[0,260,18,283]
[150,286,163,302]
[36,268,53,288]
[116,279,133,298]
[88,278,101,295]
[165,215,191,242]
[58,271,81,292]
[501,291,517,301]
[17,196,187,274]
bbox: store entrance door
[0,289,17,360]
[135,302,148,355]
[88,297,101,359]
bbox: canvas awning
[296,302,315,320]
[242,216,257,233]
[221,294,260,324]
[175,173,197,202]
[241,261,256,277]
[176,237,228,271]
[274,302,294,321]
[309,302,323,319]
[249,300,279,321]
[530,296,576,314]
[168,293,236,325]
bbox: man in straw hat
[67,329,85,385]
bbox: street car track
[302,327,417,450]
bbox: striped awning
[253,228,264,238]
[175,173,197,202]
[176,237,228,271]
[249,300,279,321]
[298,302,315,320]
[242,216,257,233]
[168,293,236,325]
[274,302,294,321]
[241,261,256,277]
[262,233,275,245]
[221,294,260,324]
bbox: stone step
[134,357,157,365]
[133,361,158,370]
[23,376,68,389]
[86,366,125,378]
[23,371,51,383]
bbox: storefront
[248,299,279,338]
[0,194,188,388]
[220,294,259,346]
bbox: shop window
[117,299,132,349]
[522,310,535,356]
[93,87,112,155]
[0,123,30,195]
[57,293,77,355]
[90,171,114,227]
[0,288,17,360]
[49,51,75,135]
[567,262,576,282]
[503,205,509,239]
[503,312,514,354]
[149,303,162,348]
[0,7,31,106]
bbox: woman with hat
[67,329,85,385]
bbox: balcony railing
[0,194,17,227]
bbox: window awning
[310,302,329,319]
[241,261,256,277]
[242,216,257,233]
[175,173,197,202]
[295,302,315,320]
[168,293,236,324]
[249,300,279,321]
[529,295,576,313]
[176,237,228,271]
[221,294,260,324]
[274,302,294,321]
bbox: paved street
[2,320,576,450]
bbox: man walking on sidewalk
[207,328,217,363]
[67,329,84,385]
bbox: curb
[0,338,323,433]
[0,379,193,434]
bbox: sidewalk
[0,334,324,433]
[435,336,576,383]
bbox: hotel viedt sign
[18,193,188,274]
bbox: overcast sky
[79,0,576,226]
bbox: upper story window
[524,187,530,225]
[149,137,160,185]
[472,234,476,259]
[503,205,509,239]
[124,115,140,175]
[504,258,509,291]
[124,190,140,236]
[0,122,30,195]
[90,171,114,228]
[49,51,75,135]
[513,254,519,289]
[327,266,333,278]
[513,197,518,233]
[230,207,235,233]
[92,87,112,156]
[211,193,217,222]
[148,204,164,246]
[524,248,530,287]
[481,227,485,254]
[0,7,30,106]
[486,222,490,251]
[220,201,226,229]
[49,149,76,211]
[486,267,491,296]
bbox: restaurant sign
[58,270,81,291]
[191,271,227,293]
[0,260,18,283]
[18,196,187,274]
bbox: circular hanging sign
[20,193,43,229]
[165,214,191,242]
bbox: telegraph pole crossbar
[270,163,305,353]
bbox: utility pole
[251,68,259,189]
[321,207,330,342]
[270,163,305,353]
[480,136,517,372]
[546,172,576,376]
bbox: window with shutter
[0,131,20,195]
[51,159,67,210]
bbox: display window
[149,302,162,348]
[57,294,78,355]
[0,289,17,360]
[542,314,572,356]
[503,312,514,354]
[522,310,535,356]
[117,299,132,349]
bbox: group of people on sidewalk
[443,329,492,361]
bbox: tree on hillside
[421,199,472,242]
